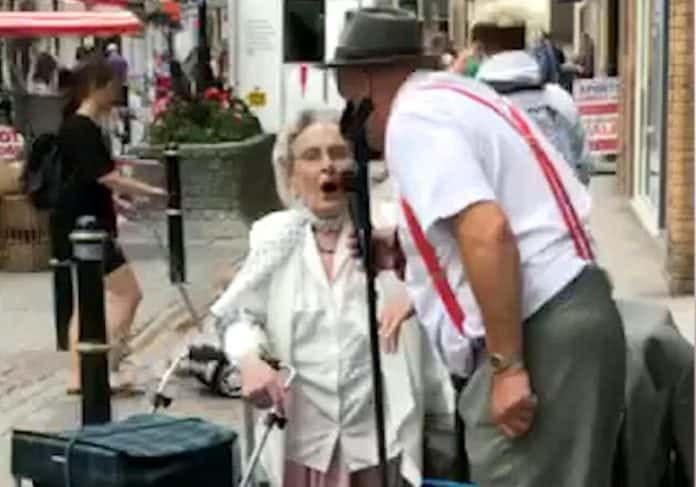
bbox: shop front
[631,0,669,236]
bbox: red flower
[204,87,222,101]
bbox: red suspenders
[400,83,594,336]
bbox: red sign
[573,78,620,156]
[0,125,24,161]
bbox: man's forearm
[454,204,523,360]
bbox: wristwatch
[489,353,524,374]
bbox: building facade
[617,0,694,294]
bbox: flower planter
[131,133,282,230]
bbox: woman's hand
[113,194,137,220]
[239,355,288,414]
[148,186,167,198]
[491,367,537,438]
[380,296,416,354]
[348,227,405,276]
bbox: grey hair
[272,107,345,208]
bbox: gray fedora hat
[325,7,432,68]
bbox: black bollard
[70,216,111,425]
[50,214,73,351]
[164,143,187,284]
[51,260,72,351]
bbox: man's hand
[379,295,416,354]
[239,355,288,415]
[491,367,537,438]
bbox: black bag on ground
[21,132,65,210]
[11,414,240,487]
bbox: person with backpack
[473,49,594,186]
[51,58,166,394]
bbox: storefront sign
[0,125,24,161]
[573,77,620,156]
[246,87,267,108]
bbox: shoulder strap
[400,82,595,336]
[401,199,466,335]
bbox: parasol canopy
[0,10,143,37]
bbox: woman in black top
[57,59,166,394]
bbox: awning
[73,0,129,5]
[0,11,143,37]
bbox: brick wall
[666,0,694,294]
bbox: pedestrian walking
[329,8,626,487]
[54,58,166,394]
[27,52,58,95]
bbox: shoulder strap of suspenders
[400,82,595,336]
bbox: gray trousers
[459,266,626,487]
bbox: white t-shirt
[386,71,594,377]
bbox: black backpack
[21,133,65,210]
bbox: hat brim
[319,54,439,69]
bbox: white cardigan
[214,209,454,486]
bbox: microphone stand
[341,99,389,487]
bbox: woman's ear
[288,168,300,200]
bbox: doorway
[634,0,669,232]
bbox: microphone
[340,98,374,257]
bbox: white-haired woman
[211,108,453,487]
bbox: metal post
[341,99,389,486]
[197,0,212,93]
[70,216,111,425]
[164,143,186,284]
[51,260,72,351]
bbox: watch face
[489,354,502,369]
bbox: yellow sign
[247,87,267,108]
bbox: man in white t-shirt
[328,8,626,487]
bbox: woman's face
[289,121,352,218]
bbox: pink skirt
[283,448,406,487]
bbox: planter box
[131,134,282,228]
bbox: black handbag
[11,414,240,487]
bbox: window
[284,0,325,62]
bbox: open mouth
[320,181,339,194]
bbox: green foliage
[149,95,263,145]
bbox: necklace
[315,231,339,254]
[316,244,336,254]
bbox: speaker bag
[11,414,239,487]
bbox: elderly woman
[211,108,453,487]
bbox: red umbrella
[0,11,142,37]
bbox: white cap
[106,43,118,53]
[471,1,544,31]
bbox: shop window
[284,0,325,63]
